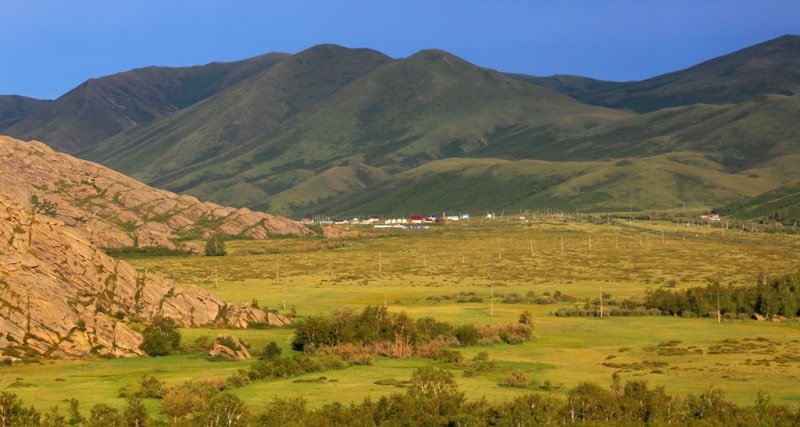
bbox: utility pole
[600,286,603,319]
[490,285,494,316]
[277,258,285,310]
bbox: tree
[205,233,226,256]
[122,396,151,427]
[42,406,66,427]
[87,404,123,427]
[407,366,459,399]
[67,398,85,426]
[258,397,307,425]
[200,393,249,427]
[160,380,219,423]
[0,392,23,427]
[139,316,181,356]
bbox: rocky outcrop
[208,334,252,360]
[0,136,297,359]
[0,136,313,252]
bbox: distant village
[299,211,724,229]
[300,212,472,228]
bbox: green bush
[139,316,181,356]
[204,233,226,256]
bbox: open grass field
[3,217,800,417]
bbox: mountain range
[3,35,800,221]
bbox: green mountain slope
[5,52,289,152]
[722,175,800,224]
[512,35,800,113]
[477,94,800,172]
[83,46,628,215]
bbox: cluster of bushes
[500,290,578,305]
[3,371,799,426]
[426,291,483,303]
[290,306,534,357]
[247,352,346,382]
[427,290,578,305]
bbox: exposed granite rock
[208,334,252,360]
[0,136,296,359]
[0,136,313,252]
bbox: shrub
[503,370,530,388]
[137,375,164,398]
[454,325,479,346]
[260,341,282,360]
[139,316,181,356]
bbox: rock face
[0,136,299,358]
[0,136,313,251]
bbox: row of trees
[555,273,800,319]
[644,273,800,319]
[3,370,799,426]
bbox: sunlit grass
[4,219,800,415]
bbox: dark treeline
[645,273,800,319]
[2,369,799,426]
[556,273,800,320]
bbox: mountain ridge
[4,52,290,153]
[4,36,800,220]
[513,34,800,112]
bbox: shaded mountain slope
[513,35,800,113]
[0,95,49,131]
[4,52,289,153]
[80,44,395,184]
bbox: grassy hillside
[84,47,627,215]
[479,94,800,173]
[722,177,800,224]
[308,153,778,217]
[5,52,289,152]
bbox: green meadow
[4,217,800,415]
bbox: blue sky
[2,1,798,99]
